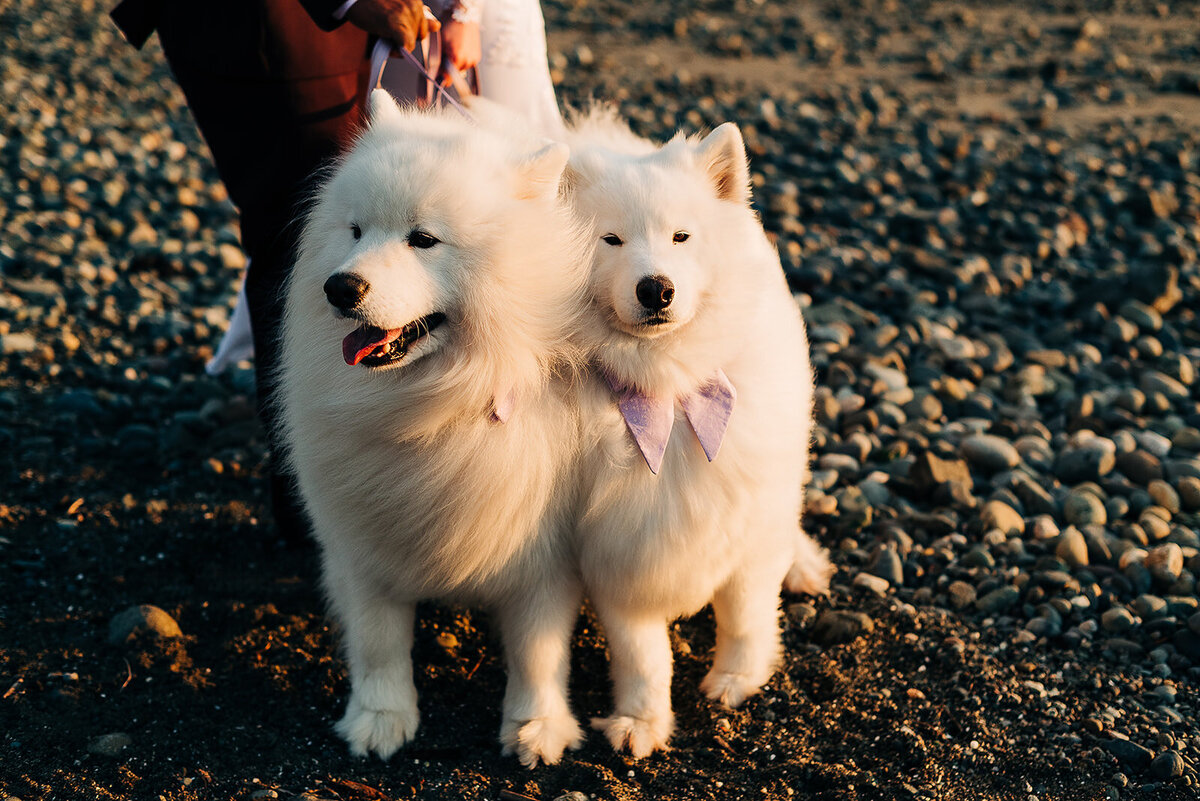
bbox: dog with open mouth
[564,108,833,758]
[277,91,591,767]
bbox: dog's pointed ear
[516,142,570,200]
[697,122,750,205]
[369,89,404,127]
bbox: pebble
[1063,490,1107,527]
[1056,445,1116,484]
[107,605,183,644]
[853,572,891,595]
[1055,527,1089,568]
[1106,739,1154,769]
[88,733,132,757]
[867,545,904,587]
[960,434,1020,473]
[975,586,1020,614]
[1145,544,1184,582]
[786,603,817,630]
[1149,750,1185,780]
[1180,477,1200,510]
[811,610,875,646]
[1101,608,1135,633]
[979,500,1024,535]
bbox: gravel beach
[3,1,1200,799]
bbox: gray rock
[975,586,1020,614]
[867,545,904,587]
[553,793,590,801]
[1105,738,1154,769]
[108,605,183,644]
[1101,607,1135,633]
[1115,450,1162,486]
[1140,371,1188,401]
[1055,447,1115,484]
[88,733,132,757]
[1150,750,1185,780]
[1063,490,1107,527]
[960,434,1020,473]
[811,610,875,646]
[786,603,817,630]
[947,581,976,610]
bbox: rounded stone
[1150,750,1185,780]
[980,500,1024,535]
[960,434,1021,473]
[1055,527,1089,568]
[947,580,976,610]
[1146,543,1184,582]
[1148,480,1181,515]
[1180,477,1200,511]
[1101,607,1135,633]
[1063,490,1107,527]
[88,732,132,757]
[108,605,183,644]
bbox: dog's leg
[590,604,675,758]
[496,578,584,768]
[327,557,420,759]
[783,530,833,596]
[702,565,785,708]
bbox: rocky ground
[4,0,1200,799]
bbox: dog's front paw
[591,713,674,758]
[500,712,584,768]
[701,669,766,708]
[783,544,833,597]
[335,695,420,759]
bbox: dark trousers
[166,59,369,542]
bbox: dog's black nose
[635,275,675,311]
[324,272,370,311]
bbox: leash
[368,32,475,121]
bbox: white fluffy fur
[565,109,832,757]
[278,92,591,767]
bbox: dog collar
[604,369,736,475]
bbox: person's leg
[165,65,369,543]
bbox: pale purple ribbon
[605,370,736,475]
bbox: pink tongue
[342,326,405,366]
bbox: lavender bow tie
[605,369,736,475]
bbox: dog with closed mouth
[278,91,591,767]
[565,109,832,757]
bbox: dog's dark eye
[601,234,623,246]
[408,230,440,249]
[673,231,690,243]
[351,223,362,240]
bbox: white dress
[206,0,563,374]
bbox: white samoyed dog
[278,91,592,767]
[565,110,832,757]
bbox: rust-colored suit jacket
[110,0,371,254]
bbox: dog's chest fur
[295,385,578,601]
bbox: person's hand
[345,0,439,52]
[436,19,481,86]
